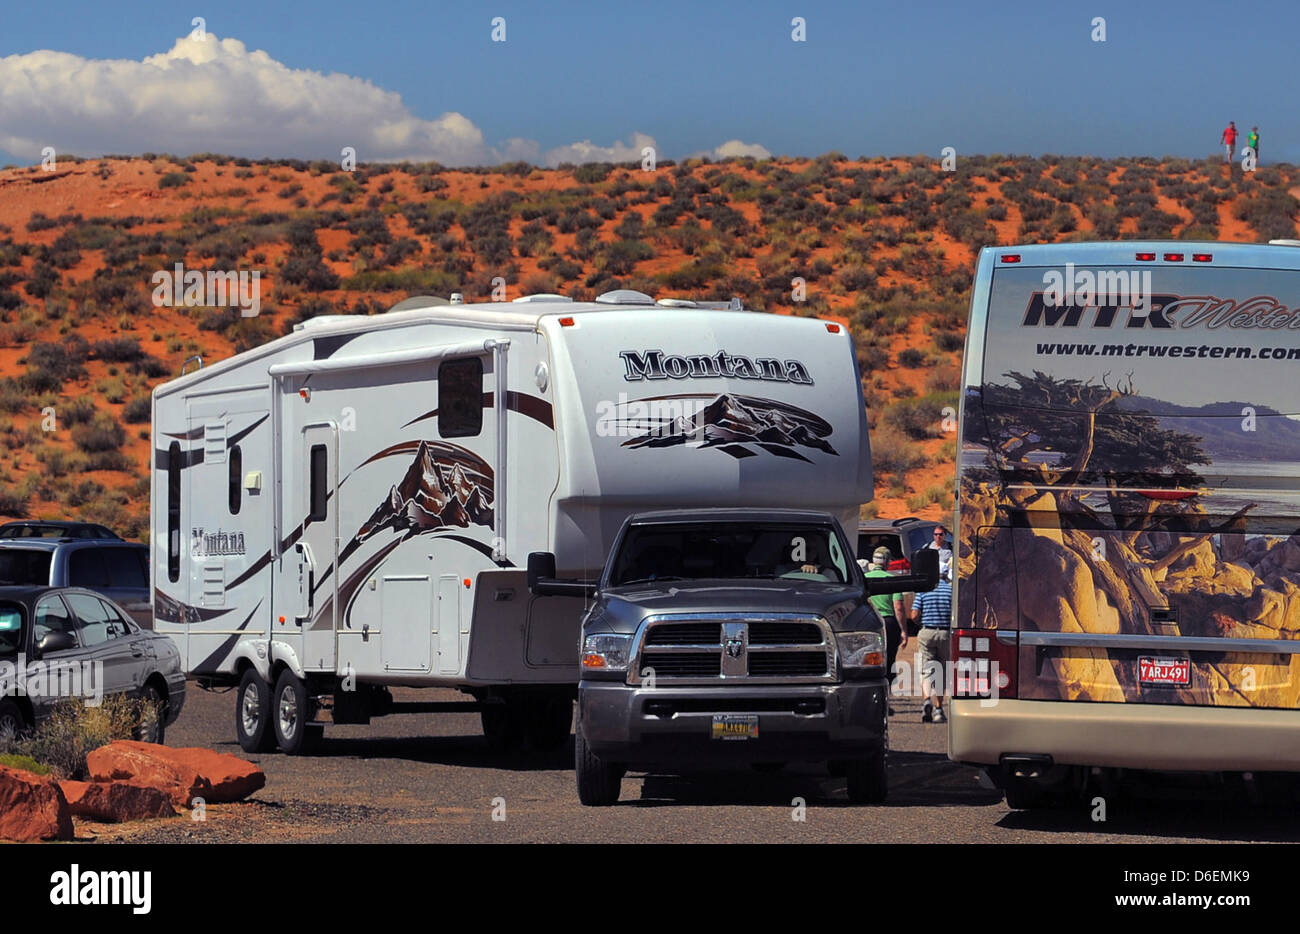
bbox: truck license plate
[711,715,759,740]
[1139,656,1190,686]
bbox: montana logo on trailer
[620,349,814,385]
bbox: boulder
[0,765,73,841]
[86,741,265,808]
[59,780,176,822]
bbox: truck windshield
[0,550,51,586]
[610,522,853,586]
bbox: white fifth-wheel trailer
[150,290,873,753]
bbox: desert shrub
[71,415,125,453]
[0,489,27,517]
[897,348,927,368]
[924,362,962,394]
[158,172,189,189]
[933,328,965,353]
[0,753,49,774]
[122,396,152,423]
[870,425,927,476]
[573,163,613,184]
[883,391,959,440]
[61,396,98,425]
[25,340,88,392]
[1233,188,1300,241]
[0,696,144,780]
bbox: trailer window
[167,441,181,583]
[439,357,482,438]
[229,444,242,515]
[309,444,328,522]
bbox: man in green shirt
[862,546,908,711]
[1248,126,1260,162]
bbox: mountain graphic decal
[357,440,494,541]
[618,393,837,462]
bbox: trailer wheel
[844,746,888,804]
[273,669,318,756]
[480,701,525,751]
[236,669,276,753]
[525,694,573,750]
[574,717,623,806]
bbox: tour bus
[949,241,1300,807]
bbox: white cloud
[690,139,773,161]
[0,35,766,168]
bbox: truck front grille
[630,614,836,684]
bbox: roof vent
[1269,239,1300,247]
[512,294,574,303]
[595,289,656,305]
[388,295,452,312]
[450,293,464,304]
[656,298,698,308]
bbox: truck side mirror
[527,552,557,591]
[527,551,597,598]
[864,547,940,595]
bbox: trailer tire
[844,746,888,804]
[236,669,276,754]
[574,721,623,807]
[273,669,317,756]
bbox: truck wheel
[273,669,318,756]
[480,701,525,751]
[845,747,888,804]
[236,669,276,754]
[525,695,573,750]
[133,684,166,745]
[574,721,623,806]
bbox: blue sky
[0,0,1295,167]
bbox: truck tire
[845,746,888,804]
[272,669,319,756]
[574,721,623,806]
[236,669,276,754]
[480,701,525,751]
[525,694,573,750]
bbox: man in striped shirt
[910,569,952,724]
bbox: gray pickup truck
[528,508,937,806]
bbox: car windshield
[0,550,52,586]
[0,604,22,655]
[609,522,855,586]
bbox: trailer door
[300,424,339,671]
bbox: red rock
[0,765,73,841]
[86,741,265,808]
[59,779,176,822]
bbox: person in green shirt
[1248,127,1260,162]
[862,547,908,711]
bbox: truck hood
[591,579,868,633]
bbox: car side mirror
[37,631,77,655]
[865,548,940,595]
[527,551,598,598]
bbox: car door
[28,593,93,721]
[63,591,140,702]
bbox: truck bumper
[578,680,887,766]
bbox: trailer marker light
[1000,254,1020,263]
[558,316,575,327]
[1193,253,1213,262]
[299,389,311,400]
[825,323,841,333]
[1135,252,1156,261]
[278,615,285,624]
[463,578,471,588]
[1164,252,1184,262]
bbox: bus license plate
[711,715,759,740]
[1139,656,1190,686]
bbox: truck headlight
[837,630,885,669]
[581,633,633,672]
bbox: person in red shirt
[1221,121,1238,163]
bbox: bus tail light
[952,628,1018,700]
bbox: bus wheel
[273,670,319,756]
[236,669,276,754]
